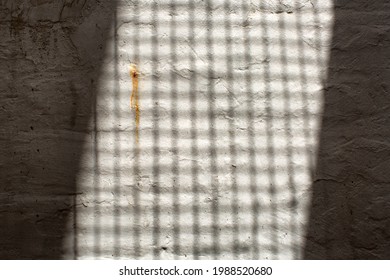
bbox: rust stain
[130,64,140,142]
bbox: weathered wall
[74,0,333,259]
[0,0,116,259]
[304,0,390,259]
[1,0,389,260]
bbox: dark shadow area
[0,0,116,259]
[304,0,390,259]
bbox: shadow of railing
[83,0,332,259]
[0,0,352,260]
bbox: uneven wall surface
[305,0,390,259]
[1,0,389,260]
[0,0,116,259]
[75,0,333,259]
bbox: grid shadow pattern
[75,0,334,259]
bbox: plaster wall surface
[75,0,333,259]
[1,0,389,260]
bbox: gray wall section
[0,0,116,259]
[304,0,390,259]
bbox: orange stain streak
[130,64,140,142]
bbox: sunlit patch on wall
[74,0,334,259]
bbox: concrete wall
[1,0,389,259]
[305,0,390,259]
[74,0,332,259]
[0,0,116,259]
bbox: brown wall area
[304,0,390,259]
[0,0,117,259]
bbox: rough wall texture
[304,0,390,259]
[0,0,116,259]
[0,0,389,260]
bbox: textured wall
[0,0,116,259]
[304,0,390,259]
[1,0,389,260]
[74,0,333,259]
